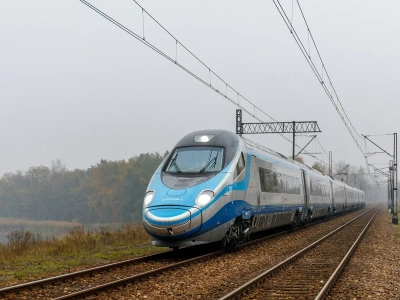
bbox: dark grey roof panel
[173,130,238,169]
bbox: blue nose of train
[143,205,202,237]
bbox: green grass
[0,224,165,285]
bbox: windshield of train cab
[164,146,225,174]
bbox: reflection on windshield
[165,147,224,173]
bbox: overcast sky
[0,0,399,176]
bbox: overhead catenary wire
[79,0,297,142]
[273,0,365,158]
[315,137,339,171]
[364,134,395,186]
[79,0,328,161]
[364,140,386,181]
[80,0,374,178]
[294,0,361,139]
[316,136,362,174]
[364,133,394,137]
[272,0,384,187]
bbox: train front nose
[143,206,202,237]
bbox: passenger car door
[245,156,261,206]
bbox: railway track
[219,205,380,300]
[0,250,171,297]
[0,206,368,300]
[1,224,308,300]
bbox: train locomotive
[142,130,365,249]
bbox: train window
[164,146,224,173]
[310,179,330,197]
[258,168,300,194]
[234,153,245,178]
[334,186,345,198]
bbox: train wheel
[227,225,240,246]
[216,228,234,249]
[217,235,227,249]
[303,210,312,224]
[326,209,332,219]
[291,214,302,228]
[244,234,251,242]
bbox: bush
[0,223,151,266]
[7,230,35,252]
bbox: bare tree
[312,162,327,174]
[50,158,66,175]
[294,156,304,164]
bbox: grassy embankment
[0,219,164,285]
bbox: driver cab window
[234,152,246,179]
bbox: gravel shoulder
[99,207,374,300]
[327,206,400,300]
[6,205,396,300]
[241,208,377,300]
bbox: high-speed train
[142,130,365,249]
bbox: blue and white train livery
[142,130,365,249]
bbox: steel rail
[218,205,378,300]
[0,250,171,296]
[53,249,227,300]
[52,224,309,300]
[50,207,367,300]
[0,227,302,298]
[0,211,332,297]
[314,206,381,299]
[0,221,302,298]
[0,206,366,299]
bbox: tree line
[0,152,167,224]
[295,156,387,202]
[0,152,386,225]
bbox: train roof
[172,129,238,170]
[241,136,364,193]
[174,130,364,193]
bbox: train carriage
[307,171,333,218]
[332,180,347,213]
[346,187,355,209]
[143,130,365,249]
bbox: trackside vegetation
[0,152,168,283]
[0,225,165,283]
[0,150,389,284]
[0,152,167,224]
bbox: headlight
[195,190,214,207]
[144,191,155,206]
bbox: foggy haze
[1,0,399,176]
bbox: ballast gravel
[99,207,379,299]
[5,204,398,300]
[326,207,400,300]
